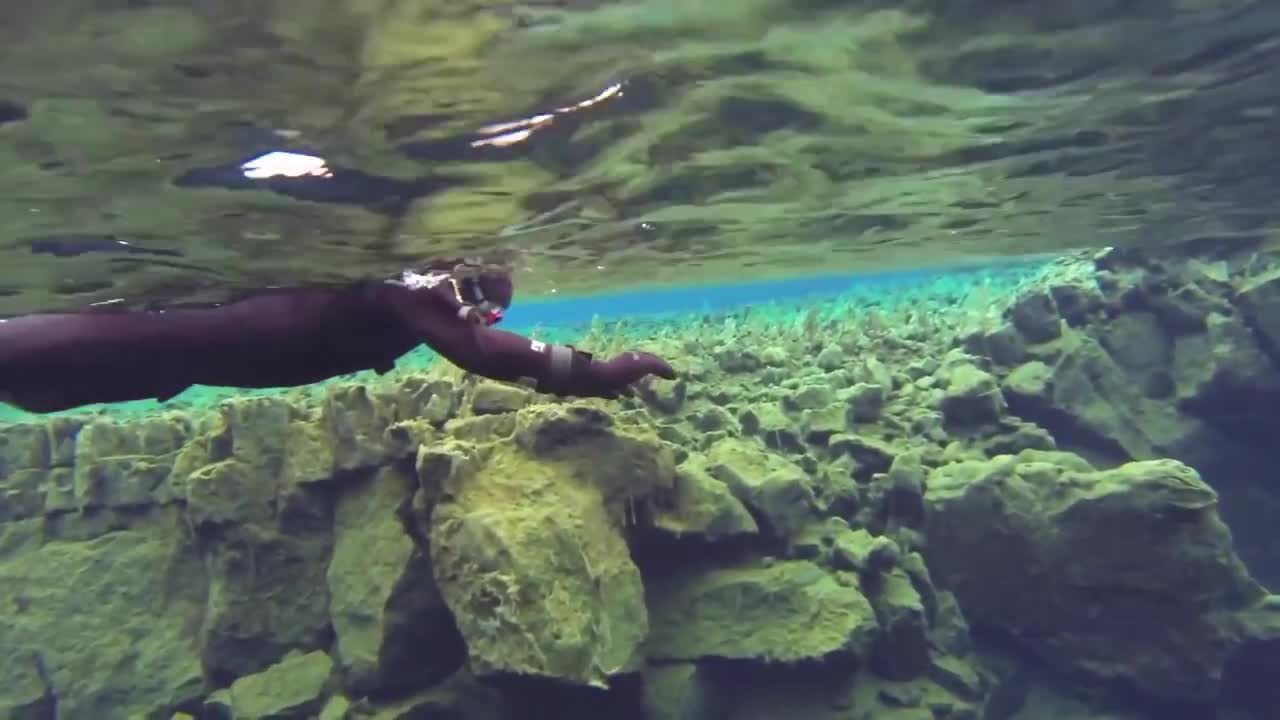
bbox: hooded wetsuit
[0,277,674,414]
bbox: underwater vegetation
[3,245,1280,720]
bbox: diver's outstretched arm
[380,283,675,398]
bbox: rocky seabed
[3,248,1280,720]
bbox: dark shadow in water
[172,159,469,216]
[24,234,183,259]
[969,623,1220,720]
[485,672,647,720]
[0,99,27,125]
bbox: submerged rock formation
[2,248,1280,719]
[926,451,1265,701]
[419,404,672,688]
[645,559,880,665]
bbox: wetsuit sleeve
[381,284,673,398]
[418,318,603,395]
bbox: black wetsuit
[0,277,674,414]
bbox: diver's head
[409,257,513,325]
[455,270,512,325]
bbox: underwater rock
[1098,311,1173,397]
[742,403,804,453]
[652,461,759,541]
[924,451,1266,702]
[645,560,879,664]
[715,346,762,373]
[0,529,205,719]
[691,404,739,434]
[1172,311,1280,440]
[791,516,854,565]
[816,343,844,371]
[282,414,339,487]
[975,419,1056,457]
[845,382,885,423]
[327,464,463,696]
[928,654,986,703]
[829,434,896,480]
[185,459,277,529]
[411,440,478,528]
[1001,360,1052,408]
[1,467,45,523]
[907,409,949,445]
[187,450,335,681]
[469,381,531,415]
[785,384,833,411]
[322,385,403,471]
[318,696,350,720]
[1006,289,1062,344]
[867,569,932,681]
[201,526,335,682]
[641,664,715,720]
[1048,279,1105,327]
[857,358,895,392]
[706,438,816,539]
[205,650,333,720]
[425,411,664,687]
[1147,263,1234,335]
[964,323,1028,367]
[1235,267,1280,357]
[514,402,615,456]
[0,421,53,479]
[1000,331,1201,464]
[939,364,1005,426]
[0,648,51,719]
[813,459,862,519]
[760,346,789,367]
[801,405,847,446]
[831,527,901,576]
[444,413,517,443]
[866,451,927,533]
[638,377,687,414]
[67,415,192,511]
[421,393,453,426]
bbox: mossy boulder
[205,650,333,720]
[0,528,206,719]
[866,569,931,681]
[422,404,672,687]
[1235,267,1280,356]
[1000,331,1205,464]
[327,464,463,696]
[645,559,879,664]
[705,438,816,539]
[652,461,759,541]
[924,451,1266,701]
[1006,288,1062,343]
[939,364,1005,426]
[469,382,531,415]
[1172,312,1280,440]
[845,382,886,423]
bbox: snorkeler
[0,260,676,414]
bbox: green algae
[0,249,1279,718]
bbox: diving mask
[449,277,506,325]
[475,300,505,326]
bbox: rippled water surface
[2,0,1278,311]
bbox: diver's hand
[584,351,676,399]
